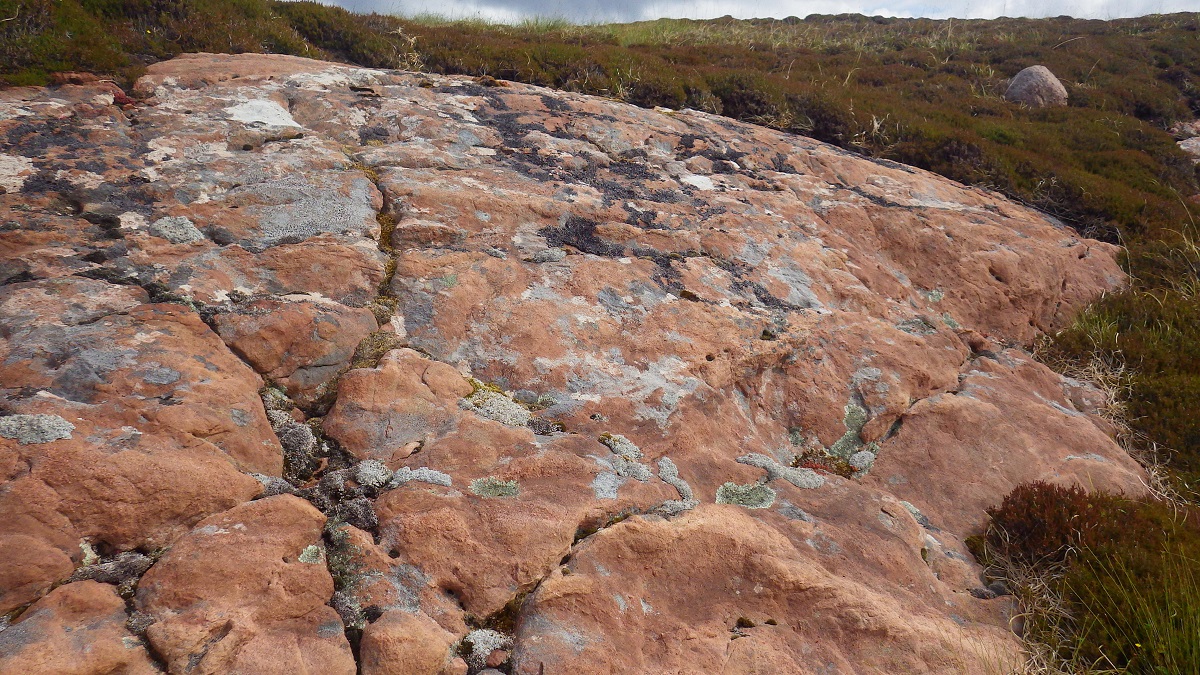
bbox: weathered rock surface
[135,495,356,674]
[0,52,1142,673]
[1004,65,1069,107]
[0,581,159,674]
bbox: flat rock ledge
[0,53,1142,674]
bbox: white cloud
[329,0,1198,22]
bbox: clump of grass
[970,481,1200,673]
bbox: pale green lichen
[828,403,870,459]
[462,389,531,427]
[470,476,519,498]
[299,544,324,564]
[80,540,100,567]
[920,288,945,303]
[354,460,393,489]
[0,414,74,444]
[737,453,825,489]
[388,466,452,489]
[942,312,960,329]
[896,317,938,335]
[599,433,652,482]
[599,433,642,459]
[655,457,698,516]
[716,482,777,509]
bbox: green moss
[350,331,404,370]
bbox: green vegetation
[970,482,1200,673]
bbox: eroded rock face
[0,53,1141,673]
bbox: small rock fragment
[149,216,205,244]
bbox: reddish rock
[324,348,472,462]
[0,581,158,675]
[136,495,355,674]
[215,297,377,408]
[513,507,1019,674]
[358,610,458,675]
[0,52,1146,673]
[0,299,271,614]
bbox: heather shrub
[972,481,1200,672]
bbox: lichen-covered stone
[0,415,74,445]
[148,216,204,244]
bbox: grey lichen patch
[230,408,251,427]
[941,312,960,329]
[529,247,567,263]
[655,457,698,516]
[388,466,452,489]
[592,471,622,500]
[737,453,825,489]
[461,390,531,427]
[901,500,935,529]
[298,544,324,564]
[250,472,296,497]
[354,460,393,489]
[896,317,938,335]
[920,288,945,303]
[599,433,642,459]
[716,482,776,509]
[462,629,514,668]
[599,433,653,482]
[149,216,205,244]
[470,476,519,498]
[0,414,75,444]
[828,403,870,459]
[848,448,878,473]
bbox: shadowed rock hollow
[0,53,1144,674]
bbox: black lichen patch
[539,215,623,257]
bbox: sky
[326,0,1200,23]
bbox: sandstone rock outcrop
[0,53,1142,673]
[1004,65,1069,107]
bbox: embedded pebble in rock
[0,52,1148,672]
[358,610,459,675]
